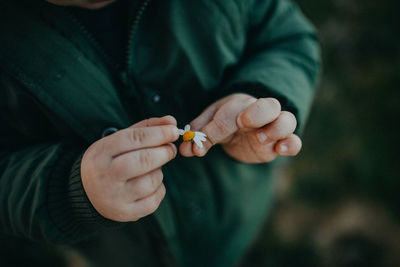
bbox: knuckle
[148,184,166,214]
[130,179,143,197]
[241,109,254,125]
[143,118,152,127]
[160,184,166,200]
[136,171,163,197]
[146,196,161,215]
[130,129,147,145]
[92,139,112,163]
[213,117,231,137]
[166,144,177,159]
[155,169,164,183]
[135,184,166,219]
[149,170,163,190]
[139,150,153,169]
[157,184,167,203]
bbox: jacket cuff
[47,147,122,243]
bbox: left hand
[179,93,302,163]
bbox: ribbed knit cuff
[47,147,122,243]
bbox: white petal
[195,131,207,137]
[198,136,207,142]
[184,124,191,131]
[193,137,203,148]
[178,129,185,135]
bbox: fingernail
[257,132,267,143]
[280,144,288,153]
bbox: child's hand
[179,94,301,163]
[81,116,179,222]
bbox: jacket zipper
[63,0,153,119]
[63,8,120,71]
[125,0,152,83]
[63,0,153,77]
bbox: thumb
[189,98,227,130]
[179,102,220,158]
[191,96,256,157]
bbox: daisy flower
[178,124,207,148]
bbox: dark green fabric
[0,0,320,266]
[68,0,130,68]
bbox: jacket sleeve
[224,0,321,132]
[0,75,120,244]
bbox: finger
[237,98,281,129]
[275,134,302,156]
[179,141,195,157]
[130,115,177,128]
[256,111,297,144]
[253,142,279,163]
[183,104,218,158]
[105,125,179,157]
[130,183,166,221]
[125,168,164,201]
[197,96,256,156]
[111,144,177,180]
[190,97,232,130]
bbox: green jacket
[0,0,320,266]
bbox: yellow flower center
[183,130,195,142]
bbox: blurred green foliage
[294,0,400,213]
[242,0,400,266]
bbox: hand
[81,116,179,222]
[179,94,302,163]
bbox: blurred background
[242,0,400,266]
[2,0,399,266]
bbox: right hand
[81,115,179,222]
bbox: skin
[82,96,300,222]
[48,0,301,221]
[81,116,179,222]
[179,94,301,163]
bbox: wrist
[47,148,122,243]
